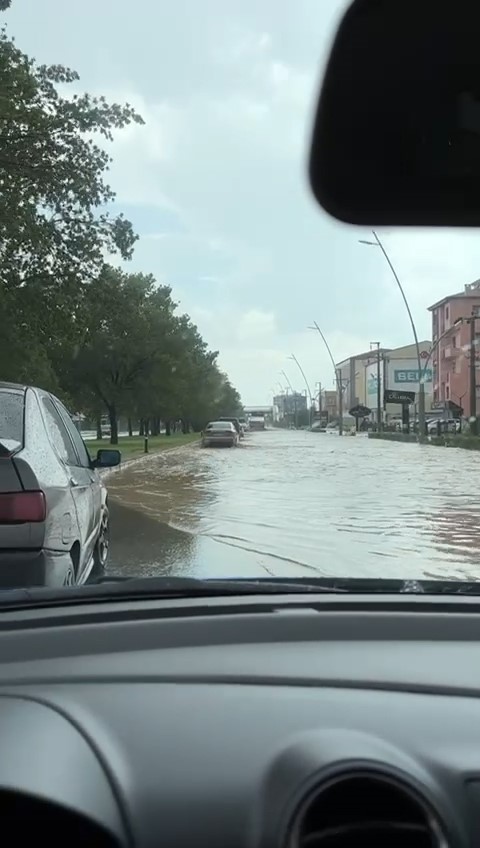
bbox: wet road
[106,429,480,582]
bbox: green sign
[394,369,432,383]
[367,374,378,395]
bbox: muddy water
[106,429,480,582]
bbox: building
[319,389,338,419]
[364,341,433,422]
[335,347,392,413]
[273,392,307,421]
[428,280,480,418]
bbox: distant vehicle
[426,418,460,434]
[0,382,121,588]
[202,421,238,448]
[249,415,266,430]
[217,417,244,438]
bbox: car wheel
[92,506,110,577]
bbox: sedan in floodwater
[202,421,238,448]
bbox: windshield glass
[0,389,24,451]
[1,0,480,594]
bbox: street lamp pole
[359,231,426,441]
[289,354,313,427]
[308,321,344,435]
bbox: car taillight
[0,491,46,523]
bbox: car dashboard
[0,591,479,847]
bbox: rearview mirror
[93,449,121,469]
[309,0,480,226]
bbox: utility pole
[370,342,382,430]
[336,369,344,435]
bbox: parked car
[217,416,244,438]
[202,421,238,447]
[0,382,121,588]
[238,416,249,432]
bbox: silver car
[0,382,120,588]
[201,421,238,447]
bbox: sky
[8,0,480,405]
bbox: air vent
[289,771,446,848]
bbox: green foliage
[0,27,143,290]
[0,21,241,434]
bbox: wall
[432,295,480,414]
[365,342,433,420]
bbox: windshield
[1,0,480,595]
[0,389,24,451]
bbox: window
[446,385,450,400]
[452,335,457,348]
[0,390,24,447]
[445,305,449,320]
[452,358,456,373]
[41,397,77,465]
[472,305,480,317]
[53,400,92,468]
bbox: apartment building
[428,280,480,416]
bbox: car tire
[91,506,110,578]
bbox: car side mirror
[93,449,121,469]
[309,0,480,226]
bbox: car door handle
[69,477,80,487]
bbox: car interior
[2,1,480,846]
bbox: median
[87,432,199,462]
[368,432,418,443]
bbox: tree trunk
[182,419,189,434]
[165,420,171,436]
[127,417,133,437]
[139,419,144,436]
[96,416,102,440]
[108,404,118,445]
[152,417,160,436]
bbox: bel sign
[394,369,432,383]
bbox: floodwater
[106,429,480,582]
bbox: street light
[308,321,344,435]
[280,369,295,393]
[359,231,426,441]
[288,354,313,428]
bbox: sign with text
[384,389,415,405]
[394,368,432,383]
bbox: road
[106,429,480,582]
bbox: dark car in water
[0,382,120,588]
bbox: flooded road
[106,429,480,582]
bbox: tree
[61,267,180,443]
[0,27,143,292]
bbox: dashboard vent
[290,771,445,848]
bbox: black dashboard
[1,591,480,847]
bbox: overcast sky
[9,0,480,404]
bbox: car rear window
[0,390,24,452]
[208,422,232,429]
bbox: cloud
[237,309,277,342]
[12,0,480,404]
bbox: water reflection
[106,431,480,581]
